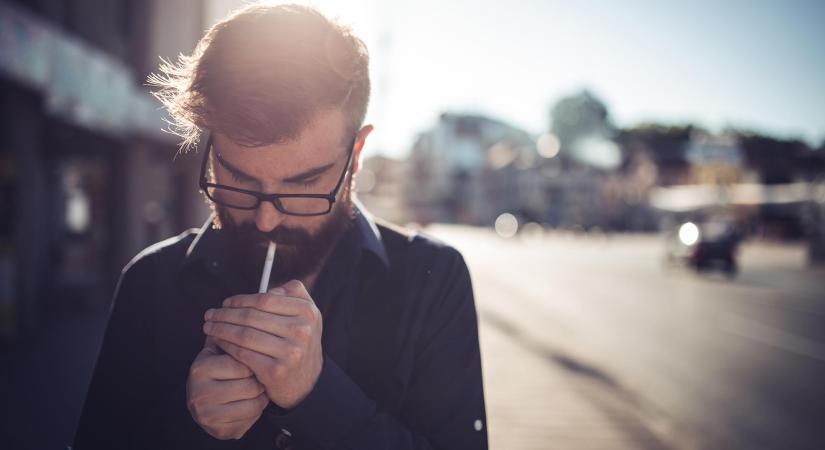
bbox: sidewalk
[478,308,672,450]
[0,309,108,450]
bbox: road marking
[717,313,825,362]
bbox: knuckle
[189,362,203,378]
[190,359,212,379]
[200,411,218,428]
[189,388,210,409]
[256,298,270,313]
[186,397,199,415]
[299,302,319,321]
[309,304,322,322]
[271,362,287,379]
[188,390,202,407]
[257,293,273,309]
[223,295,239,307]
[240,308,253,322]
[289,321,311,340]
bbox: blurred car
[666,220,740,277]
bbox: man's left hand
[203,280,324,410]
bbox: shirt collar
[181,201,390,275]
[351,198,390,268]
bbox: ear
[351,124,374,176]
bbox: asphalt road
[428,225,825,450]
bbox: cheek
[222,207,255,226]
[285,216,325,234]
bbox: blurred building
[685,130,753,185]
[406,113,538,226]
[0,0,210,340]
[405,110,665,232]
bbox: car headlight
[678,222,700,246]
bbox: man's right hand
[186,336,269,440]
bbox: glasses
[199,133,356,216]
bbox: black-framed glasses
[199,133,357,216]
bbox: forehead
[212,108,349,175]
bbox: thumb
[201,335,221,356]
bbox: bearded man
[73,4,487,450]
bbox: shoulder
[375,219,471,295]
[120,228,199,278]
[376,219,466,268]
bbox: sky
[208,0,825,158]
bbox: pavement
[0,309,108,450]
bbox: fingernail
[269,287,285,295]
[204,309,214,320]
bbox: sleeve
[263,247,488,450]
[72,254,157,449]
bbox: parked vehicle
[666,220,740,277]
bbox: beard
[212,191,356,291]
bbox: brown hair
[149,3,370,151]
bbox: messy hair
[148,3,370,151]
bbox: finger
[206,307,302,338]
[223,293,306,316]
[275,279,312,302]
[204,321,289,359]
[210,376,266,404]
[214,338,274,376]
[202,335,220,355]
[199,353,254,380]
[213,393,270,424]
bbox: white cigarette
[258,241,277,293]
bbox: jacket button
[275,428,292,449]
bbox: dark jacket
[73,208,488,449]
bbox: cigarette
[258,241,277,293]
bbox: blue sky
[210,0,825,156]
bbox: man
[73,4,487,449]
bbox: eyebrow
[214,150,337,184]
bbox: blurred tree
[734,130,810,184]
[549,90,620,169]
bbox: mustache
[225,222,313,246]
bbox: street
[428,225,825,450]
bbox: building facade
[1,0,210,340]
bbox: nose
[255,201,285,233]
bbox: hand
[203,280,324,410]
[186,336,269,440]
